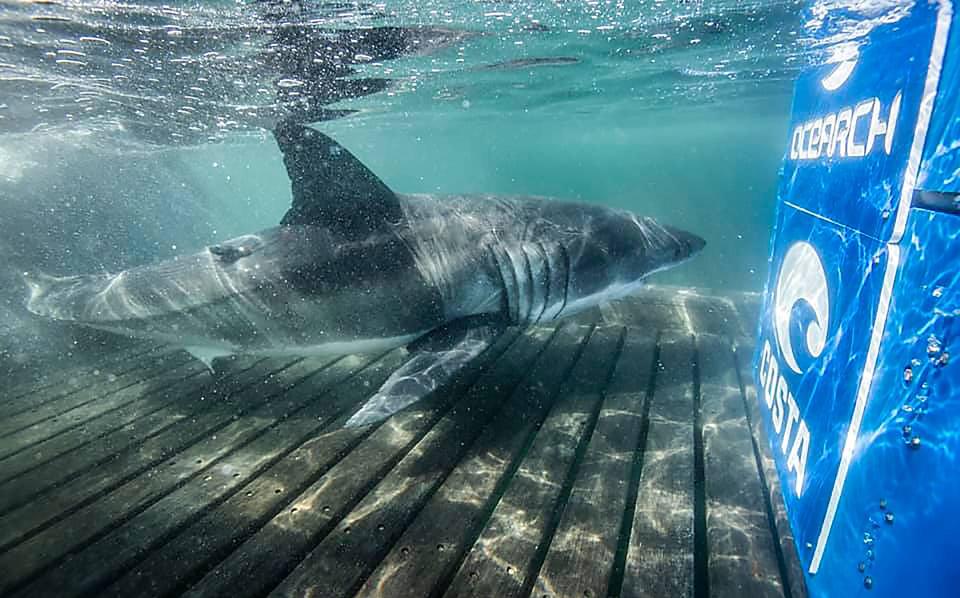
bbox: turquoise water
[0,0,813,365]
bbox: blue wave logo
[774,242,830,374]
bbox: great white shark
[25,123,705,426]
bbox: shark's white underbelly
[90,323,426,359]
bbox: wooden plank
[697,334,784,598]
[0,357,270,508]
[683,294,745,338]
[621,331,697,598]
[600,294,686,332]
[3,343,165,407]
[356,328,609,598]
[10,351,410,598]
[734,295,762,338]
[732,337,807,598]
[0,354,359,590]
[96,329,521,598]
[279,325,604,598]
[531,331,658,598]
[0,349,193,443]
[439,326,624,598]
[181,326,556,598]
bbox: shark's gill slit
[555,242,571,320]
[520,244,536,323]
[533,241,551,325]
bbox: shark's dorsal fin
[274,121,404,237]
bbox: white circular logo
[774,241,830,374]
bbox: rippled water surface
[0,0,813,142]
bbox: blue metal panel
[823,208,960,596]
[753,1,958,596]
[755,203,888,572]
[779,1,940,242]
[918,15,960,193]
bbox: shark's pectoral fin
[344,317,506,428]
[184,346,233,372]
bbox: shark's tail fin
[22,270,86,320]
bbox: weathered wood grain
[272,326,594,598]
[440,326,625,598]
[0,355,366,594]
[0,291,801,598]
[3,344,165,408]
[0,357,265,485]
[182,327,555,598]
[355,326,602,598]
[10,352,408,598]
[0,350,194,445]
[98,330,521,598]
[698,334,783,598]
[621,331,697,598]
[531,332,658,598]
[732,336,807,598]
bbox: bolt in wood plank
[0,355,357,585]
[10,350,410,598]
[0,357,271,510]
[697,334,784,598]
[0,349,193,443]
[357,328,606,598]
[732,337,807,598]
[97,329,521,598]
[621,331,696,598]
[439,326,624,598]
[182,326,555,598]
[275,325,596,598]
[531,331,658,598]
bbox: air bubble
[932,286,944,298]
[864,576,874,590]
[858,562,866,573]
[884,512,894,524]
[903,366,913,384]
[863,532,874,546]
[909,436,921,449]
[927,335,943,359]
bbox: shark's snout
[663,225,706,259]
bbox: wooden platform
[0,286,807,598]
